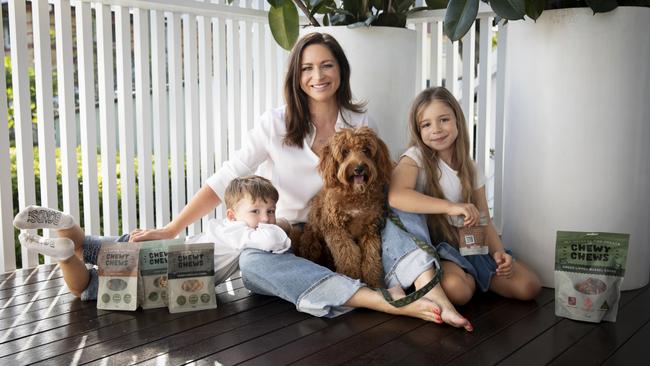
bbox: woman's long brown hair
[407,87,476,246]
[283,32,365,148]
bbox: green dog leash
[378,210,443,308]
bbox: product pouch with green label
[167,243,217,313]
[139,238,184,309]
[554,231,629,323]
[97,242,140,311]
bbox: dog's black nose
[354,165,365,175]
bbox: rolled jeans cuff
[385,247,439,289]
[297,273,362,318]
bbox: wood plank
[461,21,476,157]
[492,24,507,231]
[476,16,493,174]
[90,299,292,365]
[166,12,186,234]
[602,320,650,365]
[0,295,93,331]
[198,14,215,230]
[150,9,171,228]
[0,2,16,273]
[429,21,443,88]
[342,291,513,365]
[32,0,59,261]
[0,293,78,321]
[295,291,509,365]
[346,289,554,365]
[134,8,155,229]
[75,0,101,234]
[548,286,650,365]
[0,302,115,345]
[31,291,265,365]
[96,3,119,236]
[212,309,394,366]
[53,0,80,230]
[183,13,201,237]
[115,5,137,233]
[400,289,555,365]
[9,0,39,267]
[0,265,61,290]
[0,277,66,300]
[0,285,67,309]
[496,288,646,366]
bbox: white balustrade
[0,0,500,271]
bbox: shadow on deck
[0,264,647,365]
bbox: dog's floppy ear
[318,142,339,188]
[374,133,394,186]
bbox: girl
[388,87,541,305]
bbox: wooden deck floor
[0,264,647,365]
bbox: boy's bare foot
[14,205,75,230]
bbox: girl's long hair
[407,87,476,245]
[283,32,365,148]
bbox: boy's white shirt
[185,219,291,274]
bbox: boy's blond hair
[224,175,279,209]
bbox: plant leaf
[489,0,526,20]
[268,1,299,50]
[444,0,479,41]
[374,12,408,27]
[267,0,286,7]
[525,0,545,20]
[425,0,450,9]
[309,0,336,15]
[585,0,619,13]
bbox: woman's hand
[493,250,513,278]
[447,203,480,226]
[129,227,177,242]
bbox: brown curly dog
[293,127,393,288]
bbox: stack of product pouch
[96,240,217,313]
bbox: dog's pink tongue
[354,175,365,185]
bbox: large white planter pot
[301,26,416,158]
[502,8,650,289]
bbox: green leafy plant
[237,0,649,50]
[444,0,648,42]
[244,1,445,50]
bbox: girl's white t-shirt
[401,146,486,203]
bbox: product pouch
[97,242,140,311]
[139,238,184,309]
[554,231,629,323]
[167,243,217,313]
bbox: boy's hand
[448,203,480,226]
[493,250,513,278]
[129,227,176,242]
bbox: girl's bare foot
[414,269,474,331]
[387,285,443,324]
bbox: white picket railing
[0,0,503,271]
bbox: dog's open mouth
[351,173,368,186]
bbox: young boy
[13,175,291,301]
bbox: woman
[133,33,472,330]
